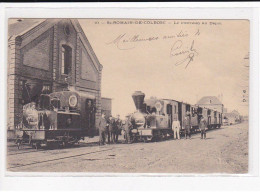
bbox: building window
[42,84,51,94]
[61,45,72,75]
[174,105,177,114]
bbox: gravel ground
[6,122,248,174]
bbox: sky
[79,19,249,117]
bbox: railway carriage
[15,90,96,149]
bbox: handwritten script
[106,30,200,68]
[106,33,159,50]
[170,40,199,69]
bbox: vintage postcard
[6,18,249,174]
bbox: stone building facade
[7,19,103,138]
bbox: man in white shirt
[172,116,181,140]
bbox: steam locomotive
[15,90,96,149]
[128,91,223,142]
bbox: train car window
[191,107,197,117]
[61,45,72,75]
[42,85,51,94]
[197,107,202,114]
[186,105,190,112]
[166,104,172,114]
[85,99,92,111]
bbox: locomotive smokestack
[132,91,145,111]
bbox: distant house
[223,110,241,125]
[196,96,224,113]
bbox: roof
[196,96,222,105]
[8,19,45,37]
[8,18,102,70]
[101,97,112,100]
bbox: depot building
[7,19,103,138]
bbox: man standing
[184,114,192,139]
[124,116,132,144]
[199,116,207,139]
[172,116,181,140]
[108,116,115,144]
[99,113,107,145]
[115,115,122,143]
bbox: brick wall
[7,19,102,138]
[7,37,23,138]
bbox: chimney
[132,91,145,111]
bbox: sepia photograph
[6,18,249,174]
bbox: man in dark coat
[99,113,107,145]
[115,115,122,143]
[184,114,192,139]
[108,116,116,144]
[199,116,207,139]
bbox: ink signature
[106,33,159,50]
[170,40,199,69]
[106,34,135,50]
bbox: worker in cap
[199,116,207,139]
[184,114,192,139]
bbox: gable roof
[197,96,222,105]
[9,19,45,37]
[8,18,102,70]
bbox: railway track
[7,148,114,170]
[7,141,100,156]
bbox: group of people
[99,112,208,145]
[98,113,133,145]
[172,113,207,140]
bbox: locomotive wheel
[35,143,41,150]
[151,136,157,142]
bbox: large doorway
[85,99,96,135]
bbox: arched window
[61,45,72,75]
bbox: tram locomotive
[128,91,222,142]
[15,90,96,149]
